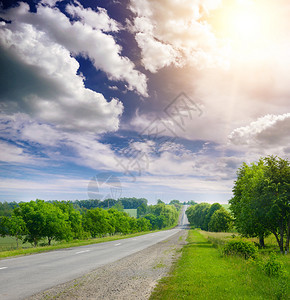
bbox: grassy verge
[0,223,179,260]
[150,229,289,300]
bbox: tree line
[0,199,180,247]
[186,203,233,232]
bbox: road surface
[0,206,189,300]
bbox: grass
[150,229,289,300]
[0,236,31,251]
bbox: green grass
[150,229,289,300]
[124,208,137,218]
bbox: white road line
[75,250,91,254]
[114,243,121,246]
[0,267,8,270]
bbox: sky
[0,0,289,204]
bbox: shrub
[222,240,258,259]
[262,253,286,277]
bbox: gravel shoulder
[28,229,188,300]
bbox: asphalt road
[0,206,189,300]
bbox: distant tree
[208,208,233,232]
[112,201,124,212]
[119,197,147,209]
[186,203,211,229]
[203,203,222,231]
[0,202,18,217]
[137,203,147,218]
[169,200,182,211]
[100,199,117,209]
[183,200,197,206]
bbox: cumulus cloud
[0,1,149,135]
[66,3,121,32]
[229,113,290,149]
[0,19,123,132]
[2,2,147,96]
[128,0,227,72]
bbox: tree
[208,208,233,232]
[136,217,151,231]
[203,203,222,231]
[137,203,147,218]
[169,200,182,211]
[54,201,84,239]
[14,200,72,246]
[186,203,211,229]
[112,201,124,212]
[230,156,290,252]
[83,208,114,237]
[262,156,290,253]
[0,215,27,247]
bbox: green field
[150,229,289,299]
[0,236,31,251]
[124,209,137,218]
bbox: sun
[230,7,262,39]
[209,0,277,52]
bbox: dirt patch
[28,230,188,300]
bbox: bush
[222,240,258,259]
[262,253,286,277]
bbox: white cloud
[228,113,290,153]
[0,14,123,133]
[0,140,36,164]
[66,3,121,32]
[1,2,148,96]
[0,2,148,135]
[128,0,227,72]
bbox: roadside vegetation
[0,198,185,257]
[151,155,289,299]
[150,229,289,300]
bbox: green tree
[230,156,290,252]
[203,203,222,231]
[14,200,71,246]
[83,208,114,237]
[54,201,84,239]
[208,208,233,232]
[186,203,211,229]
[137,203,147,218]
[0,215,27,247]
[137,217,151,231]
[112,201,124,212]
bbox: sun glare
[210,0,278,54]
[231,8,261,39]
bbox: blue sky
[0,0,289,204]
